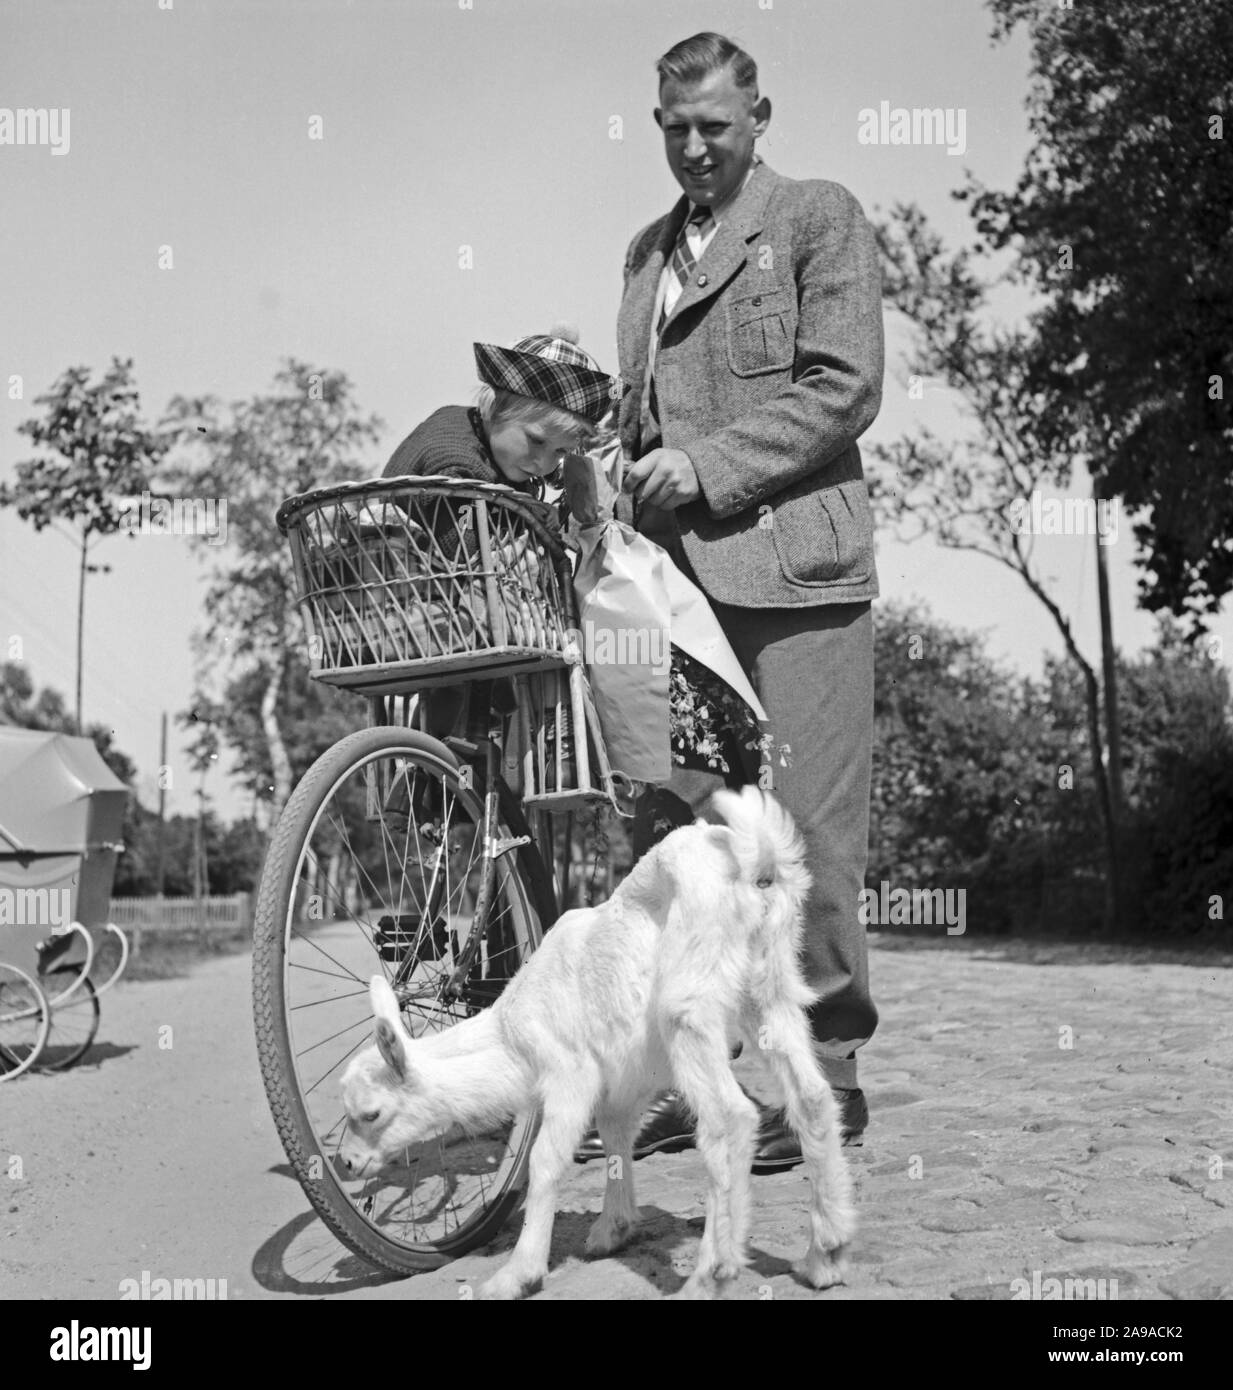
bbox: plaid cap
[474,334,625,425]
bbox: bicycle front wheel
[252,726,555,1276]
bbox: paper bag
[571,519,769,785]
[564,434,768,786]
[571,520,674,783]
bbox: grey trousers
[634,598,877,1091]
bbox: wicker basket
[277,477,576,696]
[501,666,632,813]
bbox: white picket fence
[109,893,253,936]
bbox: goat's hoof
[585,1217,639,1256]
[794,1243,847,1290]
[479,1267,541,1301]
[674,1273,718,1301]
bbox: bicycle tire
[252,725,556,1276]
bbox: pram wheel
[0,963,50,1081]
[38,964,100,1071]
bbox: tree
[869,206,1125,928]
[868,605,1233,937]
[188,661,355,812]
[111,805,266,898]
[965,0,1233,622]
[0,660,74,734]
[0,359,166,731]
[160,361,383,823]
[112,811,217,898]
[1037,621,1233,934]
[869,604,1072,926]
[178,703,221,907]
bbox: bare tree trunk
[1016,557,1118,931]
[1078,660,1119,933]
[260,649,293,825]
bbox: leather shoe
[573,1091,696,1163]
[751,1088,869,1173]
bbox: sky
[3,0,1230,823]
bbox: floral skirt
[668,646,770,777]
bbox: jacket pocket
[726,286,796,377]
[771,478,874,586]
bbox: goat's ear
[375,1017,409,1082]
[370,976,413,1081]
[370,974,401,1025]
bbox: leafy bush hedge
[869,605,1231,937]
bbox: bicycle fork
[439,740,528,1003]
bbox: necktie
[656,204,715,337]
[645,204,715,451]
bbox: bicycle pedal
[374,912,448,965]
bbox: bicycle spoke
[301,1027,374,1098]
[288,961,369,988]
[297,1013,373,1063]
[288,983,371,1010]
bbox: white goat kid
[338,786,856,1300]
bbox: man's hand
[623,447,700,511]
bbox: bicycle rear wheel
[252,726,555,1275]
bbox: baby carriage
[0,727,130,1079]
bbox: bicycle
[252,475,628,1276]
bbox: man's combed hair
[656,32,758,97]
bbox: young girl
[379,327,620,751]
[383,326,618,493]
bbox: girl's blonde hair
[475,385,616,451]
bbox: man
[576,32,883,1169]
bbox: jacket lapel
[664,161,775,330]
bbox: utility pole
[155,711,168,897]
[184,709,218,925]
[192,770,209,926]
[1093,475,1124,933]
[75,536,87,735]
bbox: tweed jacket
[617,161,884,607]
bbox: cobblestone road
[386,935,1233,1301]
[3,935,1230,1301]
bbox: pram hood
[0,726,128,860]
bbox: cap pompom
[546,321,580,345]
